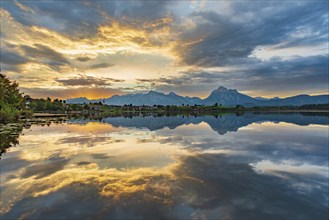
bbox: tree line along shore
[1,73,328,123]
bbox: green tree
[0,74,25,122]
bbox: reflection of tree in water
[0,123,25,159]
[0,119,67,159]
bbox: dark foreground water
[1,113,328,220]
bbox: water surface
[1,113,328,219]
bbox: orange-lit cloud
[0,7,177,99]
[20,87,124,100]
[1,0,328,98]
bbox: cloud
[137,77,185,86]
[0,45,31,71]
[89,62,115,69]
[2,0,105,37]
[1,0,328,97]
[137,55,328,97]
[1,0,173,37]
[0,4,175,88]
[20,44,69,65]
[235,55,329,94]
[173,1,328,67]
[20,86,125,99]
[56,76,106,86]
[55,75,124,87]
[76,56,93,62]
[1,49,29,65]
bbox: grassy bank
[0,102,33,124]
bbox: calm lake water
[1,113,328,220]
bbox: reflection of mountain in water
[205,113,329,135]
[72,113,329,135]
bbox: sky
[1,0,328,99]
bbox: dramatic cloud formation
[0,0,328,99]
[173,2,328,66]
[56,74,124,87]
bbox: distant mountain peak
[211,86,240,95]
[215,86,228,91]
[147,91,162,95]
[204,86,256,106]
[213,86,238,93]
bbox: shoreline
[29,109,329,118]
[32,113,68,117]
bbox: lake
[1,113,328,220]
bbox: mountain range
[66,86,329,107]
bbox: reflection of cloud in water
[171,153,328,220]
[2,153,328,219]
[25,121,124,135]
[1,115,328,219]
[1,162,177,217]
[20,159,69,179]
[56,135,125,148]
[251,159,329,178]
[156,122,329,167]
